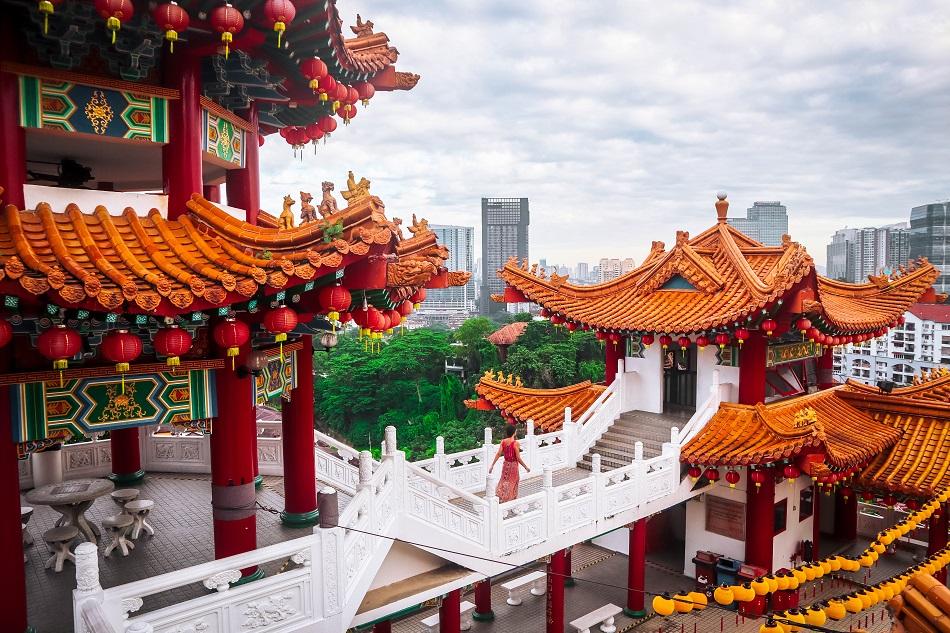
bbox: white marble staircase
[579,408,693,471]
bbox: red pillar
[0,382,27,632]
[163,53,202,220]
[210,339,259,580]
[225,104,261,225]
[605,335,627,385]
[547,549,566,633]
[280,337,317,525]
[812,483,821,561]
[439,588,461,633]
[203,184,221,203]
[833,488,857,542]
[738,331,767,405]
[816,346,835,389]
[108,427,144,484]
[564,546,575,586]
[625,518,647,617]
[928,507,948,584]
[373,620,392,633]
[0,19,26,209]
[473,579,494,621]
[745,466,775,572]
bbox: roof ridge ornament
[715,191,729,224]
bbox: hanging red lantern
[100,329,143,393]
[796,317,812,340]
[318,284,352,324]
[385,308,402,333]
[299,57,329,94]
[761,319,777,337]
[37,325,82,386]
[783,464,800,481]
[397,300,413,318]
[540,308,552,318]
[750,469,766,489]
[677,335,691,352]
[153,325,192,369]
[153,2,189,52]
[550,314,565,326]
[640,333,654,347]
[305,123,323,148]
[210,2,244,59]
[355,81,375,106]
[37,0,63,35]
[316,75,337,103]
[566,321,578,332]
[703,467,720,482]
[695,334,709,348]
[213,318,250,369]
[595,330,607,341]
[715,332,731,349]
[735,327,750,346]
[839,486,853,502]
[861,491,873,502]
[688,465,702,481]
[262,0,295,47]
[263,306,298,360]
[725,470,740,488]
[659,334,672,349]
[95,0,134,44]
[807,327,820,342]
[338,312,353,325]
[366,306,386,332]
[337,102,358,124]
[906,499,919,512]
[0,319,12,349]
[410,288,426,308]
[883,494,896,507]
[317,114,338,137]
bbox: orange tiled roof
[890,573,950,633]
[467,371,606,432]
[487,321,528,346]
[846,369,950,497]
[498,196,938,336]
[681,387,901,468]
[0,180,462,315]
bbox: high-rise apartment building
[413,225,476,327]
[598,258,636,282]
[826,223,910,283]
[727,201,789,245]
[576,262,589,283]
[480,197,529,314]
[910,202,949,294]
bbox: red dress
[495,439,520,502]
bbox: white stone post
[543,465,556,534]
[524,419,537,472]
[591,453,601,474]
[73,541,105,633]
[358,450,373,490]
[482,427,494,492]
[670,426,680,444]
[435,435,448,481]
[543,466,554,489]
[634,441,644,462]
[384,425,397,456]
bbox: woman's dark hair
[505,424,517,438]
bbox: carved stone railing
[314,430,365,496]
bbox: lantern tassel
[274,22,285,47]
[227,346,239,370]
[54,359,67,388]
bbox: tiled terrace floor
[22,473,315,633]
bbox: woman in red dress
[489,424,531,502]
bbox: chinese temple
[0,0,472,630]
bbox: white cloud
[257,0,950,269]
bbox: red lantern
[883,494,896,507]
[688,465,702,481]
[263,306,298,360]
[37,0,63,34]
[95,0,134,44]
[338,312,353,325]
[659,334,672,349]
[0,320,12,349]
[906,499,919,512]
[783,464,800,482]
[641,333,654,347]
[210,2,244,59]
[796,317,812,340]
[213,318,250,368]
[595,330,607,341]
[337,102,358,124]
[153,325,192,368]
[153,2,189,52]
[677,335,690,352]
[703,467,720,482]
[300,57,328,93]
[263,0,295,47]
[725,470,740,488]
[735,327,750,346]
[566,321,578,332]
[861,491,873,502]
[317,114,338,137]
[366,307,386,332]
[355,81,375,106]
[37,325,82,385]
[317,75,337,103]
[397,300,413,318]
[839,486,853,502]
[550,314,566,326]
[715,332,731,349]
[410,288,426,308]
[305,123,323,148]
[100,329,143,393]
[750,469,766,489]
[761,319,777,337]
[318,284,352,324]
[807,327,820,342]
[385,308,402,332]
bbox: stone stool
[125,499,155,540]
[111,488,140,514]
[102,514,135,557]
[43,526,79,572]
[21,506,34,547]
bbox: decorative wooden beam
[0,358,225,386]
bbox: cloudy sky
[259,1,950,270]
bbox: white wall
[696,349,739,405]
[24,184,168,217]
[592,527,631,554]
[621,344,664,413]
[367,541,452,590]
[773,475,814,572]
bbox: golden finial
[793,407,818,429]
[715,191,729,224]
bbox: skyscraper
[576,262,589,282]
[597,258,636,282]
[480,198,529,314]
[826,223,911,283]
[414,225,476,326]
[727,201,789,245]
[910,202,949,294]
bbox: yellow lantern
[776,573,790,591]
[859,553,873,568]
[792,568,808,585]
[735,583,756,602]
[819,559,832,575]
[673,593,692,614]
[714,585,734,606]
[765,575,779,593]
[787,572,800,590]
[857,590,874,610]
[845,594,863,613]
[803,564,818,581]
[652,594,675,617]
[759,620,783,633]
[805,605,827,626]
[825,599,847,620]
[786,609,806,631]
[687,591,707,611]
[751,577,770,596]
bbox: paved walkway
[22,473,312,633]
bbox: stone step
[578,454,630,471]
[602,430,671,445]
[614,416,683,430]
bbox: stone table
[25,478,115,544]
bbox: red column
[564,546,575,586]
[625,518,647,617]
[473,579,494,621]
[833,488,857,542]
[811,483,821,561]
[373,621,392,633]
[108,427,144,484]
[546,549,566,633]
[203,184,221,203]
[605,335,627,385]
[0,382,27,632]
[439,588,461,633]
[163,53,202,220]
[928,506,948,584]
[280,337,317,525]
[0,20,26,209]
[210,339,260,580]
[738,331,767,405]
[816,346,835,389]
[225,104,261,225]
[745,466,776,572]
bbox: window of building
[799,488,814,521]
[774,498,788,535]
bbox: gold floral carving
[219,273,236,292]
[249,267,268,284]
[100,384,145,421]
[20,275,50,295]
[168,290,194,309]
[305,251,323,268]
[84,90,114,135]
[349,241,369,256]
[58,285,85,303]
[47,266,66,289]
[154,274,172,296]
[187,277,206,294]
[322,253,343,269]
[83,276,102,296]
[121,280,137,300]
[394,72,421,90]
[293,263,315,280]
[98,289,123,310]
[204,286,227,304]
[235,278,258,297]
[134,292,161,311]
[447,271,472,287]
[5,256,24,279]
[267,271,288,288]
[386,259,438,287]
